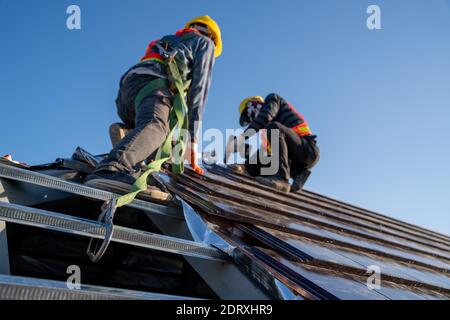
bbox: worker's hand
[185,142,205,175]
[192,164,205,175]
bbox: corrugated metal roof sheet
[165,164,450,300]
[1,154,449,300]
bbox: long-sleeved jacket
[244,94,313,137]
[121,30,215,142]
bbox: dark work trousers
[95,74,173,176]
[247,122,320,181]
[245,144,271,177]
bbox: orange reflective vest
[287,103,312,137]
[140,28,201,64]
[260,103,313,153]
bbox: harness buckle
[155,43,177,60]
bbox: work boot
[109,123,129,148]
[228,164,246,175]
[256,175,291,193]
[291,169,312,193]
[84,170,171,202]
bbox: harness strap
[134,78,169,112]
[115,58,189,209]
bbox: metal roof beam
[0,275,202,300]
[0,163,181,220]
[0,201,228,262]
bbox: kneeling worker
[231,94,320,192]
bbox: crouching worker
[85,16,222,200]
[228,94,320,193]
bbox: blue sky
[1,0,449,235]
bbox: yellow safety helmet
[186,15,222,58]
[238,96,264,126]
[239,96,265,115]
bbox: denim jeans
[95,74,173,176]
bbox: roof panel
[167,164,450,300]
[3,156,448,300]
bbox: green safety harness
[115,56,189,208]
[87,41,192,262]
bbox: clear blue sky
[1,0,449,236]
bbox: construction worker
[230,94,320,192]
[85,16,222,199]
